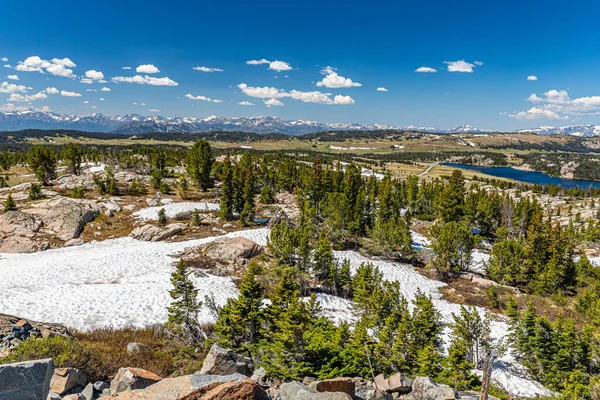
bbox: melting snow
[0,225,551,397]
[132,202,220,220]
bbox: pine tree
[158,208,167,226]
[62,142,82,175]
[27,146,57,185]
[440,337,480,390]
[313,234,335,283]
[28,183,44,200]
[259,185,275,204]
[416,342,444,379]
[167,260,203,342]
[4,194,16,211]
[215,261,265,351]
[239,160,255,226]
[191,210,201,226]
[185,139,214,191]
[218,153,234,220]
[338,259,353,298]
[430,221,474,274]
[436,169,466,222]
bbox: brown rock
[181,237,263,276]
[110,367,162,394]
[309,377,355,397]
[184,378,268,400]
[50,367,86,395]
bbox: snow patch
[133,201,220,220]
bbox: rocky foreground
[0,342,491,400]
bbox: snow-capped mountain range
[517,125,600,138]
[0,110,599,137]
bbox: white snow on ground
[331,249,554,398]
[470,250,490,274]
[0,228,269,331]
[132,202,220,220]
[411,230,431,252]
[83,162,106,173]
[589,256,600,267]
[0,224,550,397]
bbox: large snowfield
[0,227,552,397]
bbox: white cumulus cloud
[0,58,7,62]
[527,75,538,81]
[14,56,77,78]
[45,87,59,94]
[444,60,477,73]
[508,89,600,120]
[238,101,255,106]
[509,107,568,121]
[122,66,132,70]
[185,94,223,103]
[376,87,388,92]
[238,83,355,105]
[316,67,361,88]
[111,75,178,86]
[136,64,160,74]
[264,98,284,107]
[8,92,48,102]
[193,66,224,72]
[246,59,292,72]
[6,75,19,81]
[84,70,105,81]
[60,90,82,97]
[0,82,29,93]
[415,66,437,73]
[101,87,111,92]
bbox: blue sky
[1,0,600,130]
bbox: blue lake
[442,163,600,190]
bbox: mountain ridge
[1,111,599,137]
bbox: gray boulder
[411,377,457,400]
[199,343,254,376]
[49,367,86,396]
[180,236,263,276]
[0,358,55,400]
[279,381,352,400]
[129,224,183,242]
[28,197,101,240]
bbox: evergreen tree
[167,260,203,342]
[430,221,474,274]
[440,337,480,390]
[62,143,82,175]
[28,183,44,200]
[239,160,255,226]
[436,170,466,222]
[4,194,16,211]
[218,153,235,220]
[259,185,275,204]
[185,139,214,191]
[158,208,167,226]
[313,233,335,284]
[27,146,57,185]
[215,261,265,351]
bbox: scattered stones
[0,358,55,400]
[49,367,86,395]
[279,381,352,400]
[126,342,148,353]
[410,376,457,400]
[199,343,254,376]
[64,238,85,247]
[129,223,183,242]
[309,377,355,397]
[110,367,163,394]
[374,372,412,394]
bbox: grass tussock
[0,325,207,382]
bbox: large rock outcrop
[129,224,183,242]
[108,373,266,400]
[199,343,254,376]
[180,237,263,276]
[0,358,55,400]
[28,197,102,240]
[410,377,457,400]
